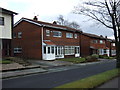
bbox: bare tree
[57,15,80,29]
[74,0,120,68]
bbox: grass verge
[0,60,12,64]
[57,57,86,64]
[54,68,120,89]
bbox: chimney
[33,16,38,21]
[105,36,107,39]
[53,21,57,24]
[100,35,103,37]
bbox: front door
[43,46,55,60]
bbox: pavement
[1,59,119,88]
[97,76,119,88]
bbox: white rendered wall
[0,12,12,39]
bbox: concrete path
[97,77,119,88]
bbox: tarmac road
[2,60,116,88]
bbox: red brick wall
[43,27,80,46]
[80,34,90,57]
[12,21,42,59]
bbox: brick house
[80,33,114,57]
[12,17,81,60]
[0,7,17,58]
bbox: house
[80,33,113,57]
[12,17,82,60]
[105,38,116,56]
[0,7,17,58]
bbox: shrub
[92,54,99,59]
[85,55,99,62]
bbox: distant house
[0,7,17,58]
[12,17,81,60]
[80,33,116,57]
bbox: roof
[82,33,106,40]
[14,17,82,33]
[43,41,55,45]
[90,46,109,49]
[0,7,18,15]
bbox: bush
[92,54,99,59]
[85,54,99,62]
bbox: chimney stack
[33,16,38,21]
[53,21,57,24]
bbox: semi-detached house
[12,17,82,60]
[0,7,17,58]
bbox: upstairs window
[0,17,4,25]
[92,40,98,43]
[46,30,50,36]
[53,31,62,37]
[18,32,22,38]
[100,40,104,44]
[74,34,77,39]
[66,33,73,38]
[13,33,16,38]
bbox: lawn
[57,57,86,63]
[54,68,119,89]
[0,60,12,64]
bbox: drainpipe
[41,25,44,60]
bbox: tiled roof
[83,33,106,39]
[44,41,55,45]
[15,17,82,33]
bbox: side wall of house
[12,21,42,59]
[80,34,90,57]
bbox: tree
[57,15,80,29]
[74,0,120,68]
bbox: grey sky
[0,0,114,39]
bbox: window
[0,17,4,25]
[13,33,16,38]
[51,46,54,54]
[92,40,98,43]
[14,48,22,53]
[74,34,77,39]
[75,47,79,54]
[66,33,73,38]
[46,30,50,36]
[48,47,50,54]
[53,31,62,37]
[18,32,22,38]
[100,40,104,44]
[44,46,46,54]
[65,46,75,55]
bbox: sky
[0,0,114,39]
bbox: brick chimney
[33,16,38,21]
[53,21,57,24]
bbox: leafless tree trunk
[74,0,120,68]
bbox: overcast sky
[0,0,114,39]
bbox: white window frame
[65,46,75,55]
[14,48,22,53]
[53,31,62,37]
[46,30,50,36]
[18,32,22,38]
[66,33,73,38]
[74,34,77,39]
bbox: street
[2,60,116,88]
